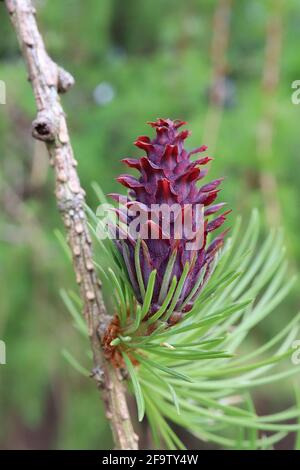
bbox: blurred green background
[0,0,300,449]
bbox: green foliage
[60,201,300,450]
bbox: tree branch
[5,0,138,450]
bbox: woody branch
[5,0,138,450]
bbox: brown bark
[5,0,138,450]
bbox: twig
[5,0,138,450]
[256,0,283,227]
[202,0,233,154]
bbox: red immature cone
[109,118,229,323]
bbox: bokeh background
[0,0,300,449]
